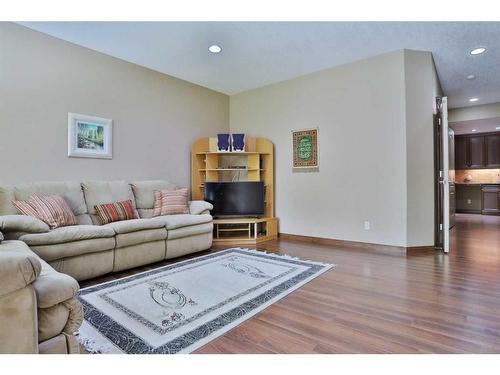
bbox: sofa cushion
[19,225,115,246]
[29,238,116,263]
[189,201,214,215]
[168,222,213,240]
[130,180,176,218]
[94,200,137,224]
[115,229,167,248]
[151,214,212,230]
[104,218,167,234]
[0,215,50,234]
[0,185,17,215]
[82,181,138,224]
[1,182,91,224]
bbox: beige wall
[231,49,439,247]
[449,102,500,122]
[404,50,442,247]
[1,23,440,248]
[231,50,409,247]
[0,23,229,186]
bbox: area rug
[76,248,333,354]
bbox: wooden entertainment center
[191,137,277,245]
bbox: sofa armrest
[189,200,213,215]
[0,241,41,353]
[32,269,80,309]
[0,215,50,234]
[0,242,41,297]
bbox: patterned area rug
[76,248,333,354]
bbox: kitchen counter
[455,182,500,185]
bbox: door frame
[434,96,450,253]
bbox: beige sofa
[0,237,83,353]
[0,180,213,281]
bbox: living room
[1,1,499,373]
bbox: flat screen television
[204,182,264,217]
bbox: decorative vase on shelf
[231,133,245,152]
[217,134,231,152]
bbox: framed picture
[68,112,113,159]
[292,128,319,171]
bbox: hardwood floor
[80,213,500,353]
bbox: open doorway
[436,104,500,255]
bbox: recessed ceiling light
[469,98,479,102]
[471,129,477,132]
[466,74,476,80]
[208,44,222,54]
[496,127,500,130]
[470,47,486,55]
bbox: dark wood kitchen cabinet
[455,137,468,169]
[456,184,482,213]
[468,136,484,168]
[482,185,500,215]
[485,134,500,168]
[455,132,500,169]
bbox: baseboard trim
[278,233,437,256]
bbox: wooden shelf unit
[213,217,278,245]
[191,137,277,245]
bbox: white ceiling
[18,22,500,108]
[450,117,500,135]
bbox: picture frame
[292,128,319,172]
[68,112,113,159]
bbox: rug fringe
[234,247,335,268]
[75,322,119,354]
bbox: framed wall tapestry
[68,112,113,159]
[292,128,319,172]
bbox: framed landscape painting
[68,112,113,159]
[292,128,319,172]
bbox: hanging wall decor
[68,112,113,159]
[292,128,319,172]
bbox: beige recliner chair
[0,235,83,354]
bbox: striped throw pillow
[152,190,163,217]
[29,195,78,229]
[94,200,137,224]
[152,188,190,216]
[13,199,41,219]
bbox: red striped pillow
[152,188,189,216]
[13,200,41,219]
[28,195,78,229]
[95,200,137,224]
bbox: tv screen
[204,182,264,217]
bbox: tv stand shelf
[192,137,278,245]
[213,217,278,245]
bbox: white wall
[230,49,440,247]
[404,50,442,247]
[0,23,229,186]
[231,50,409,247]
[0,23,439,248]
